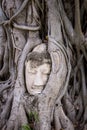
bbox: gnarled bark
[0,0,87,130]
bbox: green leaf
[33,111,39,122]
[28,111,39,122]
[21,124,31,130]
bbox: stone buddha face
[25,44,51,95]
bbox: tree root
[0,92,13,129]
[54,102,74,130]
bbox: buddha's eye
[28,69,37,74]
[42,69,50,75]
[42,67,51,74]
[42,72,50,75]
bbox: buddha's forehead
[28,60,42,68]
[27,59,51,69]
[26,61,51,74]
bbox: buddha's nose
[34,72,44,86]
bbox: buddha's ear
[50,50,61,74]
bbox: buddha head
[25,44,51,95]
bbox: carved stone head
[25,44,51,95]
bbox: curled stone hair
[27,51,51,62]
[26,44,51,67]
[26,51,51,68]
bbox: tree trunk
[0,0,87,130]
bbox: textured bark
[0,0,87,130]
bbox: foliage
[21,124,31,130]
[21,111,39,130]
[28,111,39,123]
